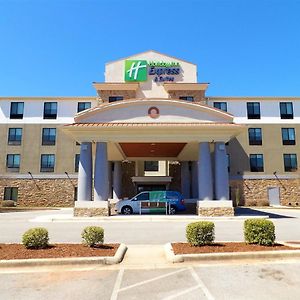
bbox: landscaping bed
[172,242,299,255]
[0,243,119,260]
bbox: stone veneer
[198,207,234,217]
[74,207,109,217]
[230,179,300,207]
[0,178,76,207]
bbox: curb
[164,242,300,263]
[0,243,127,268]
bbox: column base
[197,200,234,217]
[74,201,110,217]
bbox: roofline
[105,50,197,66]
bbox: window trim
[282,128,296,145]
[6,154,20,170]
[249,154,264,172]
[8,128,22,145]
[10,102,24,119]
[247,102,261,119]
[40,154,55,172]
[4,187,18,201]
[280,102,294,119]
[248,128,262,145]
[42,128,56,146]
[43,102,57,119]
[283,154,297,172]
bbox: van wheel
[121,206,133,215]
[169,206,176,215]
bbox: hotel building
[1,50,299,214]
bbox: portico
[62,99,244,216]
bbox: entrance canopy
[62,99,244,161]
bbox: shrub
[2,200,16,207]
[81,226,104,247]
[22,227,49,249]
[244,219,275,246]
[186,221,215,246]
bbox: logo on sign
[124,60,148,82]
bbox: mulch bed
[172,242,299,255]
[0,244,119,260]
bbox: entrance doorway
[137,184,166,193]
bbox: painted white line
[189,267,215,300]
[162,285,202,300]
[110,268,124,300]
[118,268,188,292]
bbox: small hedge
[186,221,215,246]
[244,219,275,246]
[81,226,104,247]
[2,200,16,207]
[22,227,49,249]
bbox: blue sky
[0,0,300,96]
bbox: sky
[0,0,300,97]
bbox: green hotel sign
[125,60,181,82]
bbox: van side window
[136,192,149,201]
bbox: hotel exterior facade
[1,50,300,214]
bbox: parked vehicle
[115,191,186,215]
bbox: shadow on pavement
[235,207,294,219]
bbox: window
[43,102,57,119]
[284,154,297,172]
[75,154,80,172]
[6,154,20,170]
[10,102,24,119]
[179,96,194,102]
[250,154,264,172]
[42,128,56,145]
[247,102,260,119]
[77,102,91,113]
[8,128,22,145]
[282,128,296,145]
[144,161,159,171]
[40,154,55,172]
[280,102,293,119]
[4,187,18,201]
[248,128,262,145]
[136,192,150,201]
[213,102,227,112]
[108,96,123,103]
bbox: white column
[198,142,213,200]
[181,161,190,199]
[77,142,92,201]
[113,161,122,200]
[191,161,198,199]
[214,142,229,200]
[94,142,109,201]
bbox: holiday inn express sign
[125,60,181,82]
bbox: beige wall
[228,124,300,175]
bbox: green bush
[2,200,16,207]
[186,221,215,246]
[81,226,104,247]
[22,227,49,249]
[244,219,275,246]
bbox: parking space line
[110,268,124,300]
[189,267,215,300]
[118,268,188,292]
[162,285,202,300]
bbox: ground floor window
[144,161,159,171]
[40,154,55,172]
[4,187,18,201]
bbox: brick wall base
[198,207,234,217]
[0,178,76,207]
[74,207,109,217]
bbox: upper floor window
[109,96,123,103]
[213,102,227,112]
[179,96,194,102]
[10,102,24,119]
[43,102,57,119]
[6,154,20,170]
[8,128,22,145]
[247,102,260,119]
[42,128,56,145]
[280,102,293,119]
[75,154,80,172]
[4,187,18,201]
[248,128,262,145]
[283,154,297,172]
[250,154,264,172]
[77,102,91,113]
[282,128,296,145]
[40,154,55,172]
[144,161,159,172]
